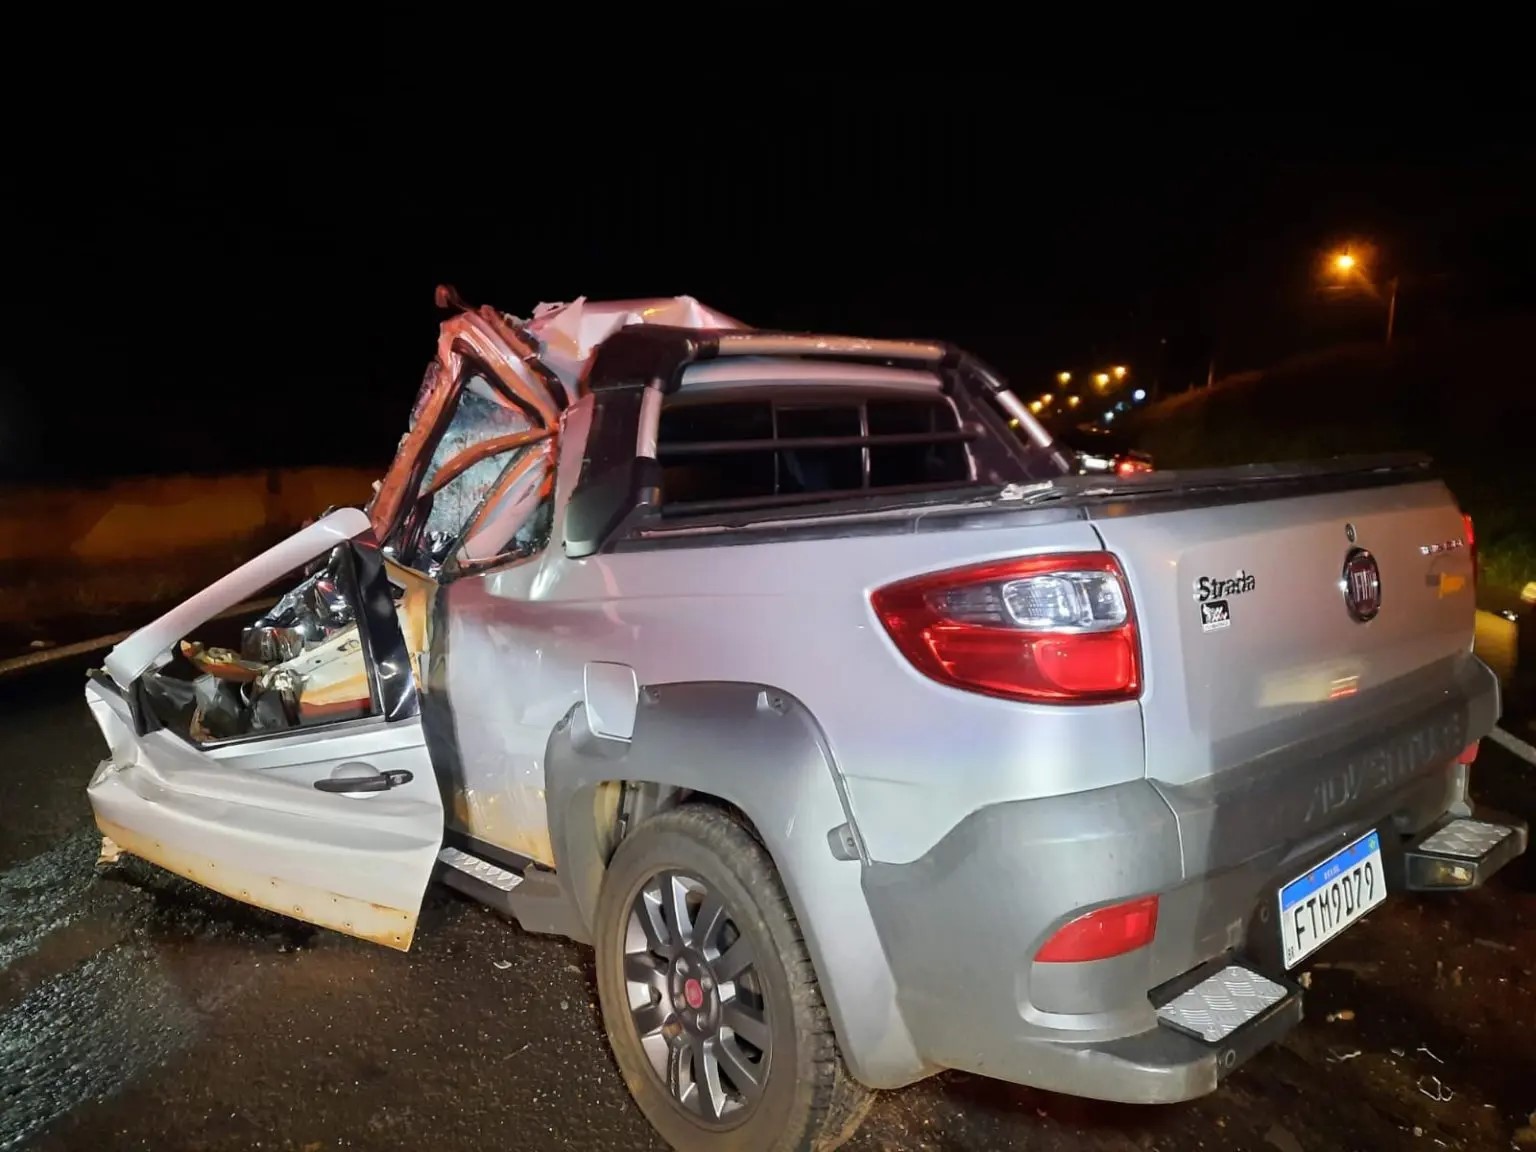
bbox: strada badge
[1193,569,1257,602]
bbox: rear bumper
[857,656,1514,1103]
[861,778,1281,1103]
[1046,997,1304,1102]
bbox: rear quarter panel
[456,515,1145,866]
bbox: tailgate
[1088,468,1477,787]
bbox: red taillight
[871,552,1141,704]
[1035,895,1160,963]
[1462,512,1477,585]
[1116,457,1152,476]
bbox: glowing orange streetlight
[1111,365,1128,381]
[1056,371,1071,386]
[1326,246,1398,345]
[1094,372,1111,388]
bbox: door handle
[313,769,414,793]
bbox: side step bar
[1400,811,1529,892]
[434,842,591,944]
[439,846,523,892]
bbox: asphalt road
[2,660,1534,1152]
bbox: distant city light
[1057,371,1072,385]
[1104,411,1115,422]
[1111,366,1128,380]
[1029,400,1043,413]
[1094,372,1111,388]
[1041,393,1053,405]
[1067,395,1080,408]
[1133,388,1146,402]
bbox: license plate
[1278,830,1386,969]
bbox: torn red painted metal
[368,297,562,546]
[118,288,746,753]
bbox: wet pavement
[1,659,1534,1152]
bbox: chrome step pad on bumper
[1156,964,1291,1043]
[1145,956,1304,1084]
[1401,812,1529,892]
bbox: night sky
[5,103,1534,482]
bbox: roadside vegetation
[1126,316,1536,603]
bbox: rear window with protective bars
[656,394,977,515]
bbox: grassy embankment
[1126,317,1536,602]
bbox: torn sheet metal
[277,625,370,724]
[115,514,441,747]
[457,442,554,568]
[369,303,560,548]
[369,291,744,552]
[104,509,373,689]
[105,291,745,746]
[180,642,267,683]
[243,569,354,660]
[388,560,437,686]
[524,295,749,397]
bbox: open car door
[85,509,442,951]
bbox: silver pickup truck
[84,292,1527,1152]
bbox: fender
[543,680,929,1090]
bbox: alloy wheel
[622,869,772,1123]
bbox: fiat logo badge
[1342,548,1381,622]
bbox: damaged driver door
[85,509,443,951]
[83,291,564,952]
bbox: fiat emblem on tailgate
[1342,548,1381,622]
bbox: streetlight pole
[1332,250,1400,346]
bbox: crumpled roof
[524,295,749,396]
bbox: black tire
[594,805,873,1152]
